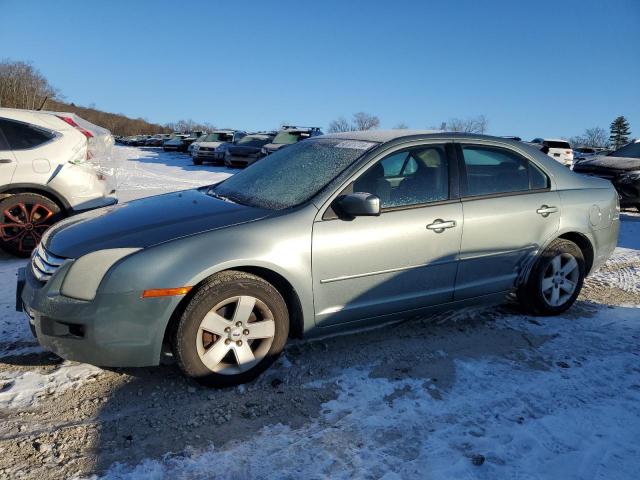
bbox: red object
[56,115,94,138]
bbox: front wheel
[517,238,585,315]
[173,271,289,387]
[0,193,63,257]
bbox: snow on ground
[92,304,640,480]
[1,147,639,479]
[108,146,232,202]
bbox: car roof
[319,129,531,144]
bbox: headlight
[61,248,141,301]
[619,171,640,182]
[261,147,268,155]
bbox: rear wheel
[173,271,289,387]
[517,238,585,315]
[0,193,63,257]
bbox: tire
[193,158,203,166]
[517,238,585,316]
[174,270,289,387]
[0,193,63,257]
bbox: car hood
[165,139,183,145]
[575,155,640,172]
[45,189,272,258]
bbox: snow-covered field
[0,146,639,480]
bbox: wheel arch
[0,183,71,213]
[161,265,305,358]
[556,231,595,274]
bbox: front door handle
[0,158,13,164]
[536,205,558,217]
[426,219,457,233]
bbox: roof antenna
[37,96,48,111]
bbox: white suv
[531,138,574,166]
[0,108,116,256]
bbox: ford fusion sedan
[18,131,619,387]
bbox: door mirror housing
[334,192,381,219]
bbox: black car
[224,133,276,168]
[260,126,323,157]
[573,140,640,210]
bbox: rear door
[454,142,560,300]
[0,120,17,186]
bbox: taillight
[565,150,572,155]
[56,115,94,138]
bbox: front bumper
[18,263,179,367]
[194,150,225,163]
[224,155,259,168]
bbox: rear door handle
[536,205,558,217]
[426,219,457,233]
[0,158,13,164]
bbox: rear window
[0,119,55,150]
[544,141,571,149]
[273,131,309,145]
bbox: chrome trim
[320,258,456,284]
[31,244,68,282]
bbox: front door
[312,143,463,327]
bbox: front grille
[31,244,67,283]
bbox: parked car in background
[163,134,190,152]
[188,133,208,155]
[573,139,640,211]
[192,130,247,165]
[260,126,323,157]
[531,138,573,166]
[146,134,171,147]
[572,146,611,166]
[0,108,117,257]
[224,132,276,168]
[18,131,619,387]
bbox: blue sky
[1,0,638,139]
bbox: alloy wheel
[541,253,579,307]
[195,295,276,375]
[0,202,54,254]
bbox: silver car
[17,131,619,387]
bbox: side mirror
[334,192,381,219]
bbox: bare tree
[328,112,380,133]
[445,115,488,134]
[327,116,352,133]
[394,122,409,129]
[352,112,380,131]
[0,59,58,109]
[569,126,610,148]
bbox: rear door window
[0,119,55,150]
[461,145,548,196]
[543,140,571,149]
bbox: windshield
[212,138,377,209]
[273,131,309,145]
[236,135,272,147]
[609,142,640,159]
[204,132,233,142]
